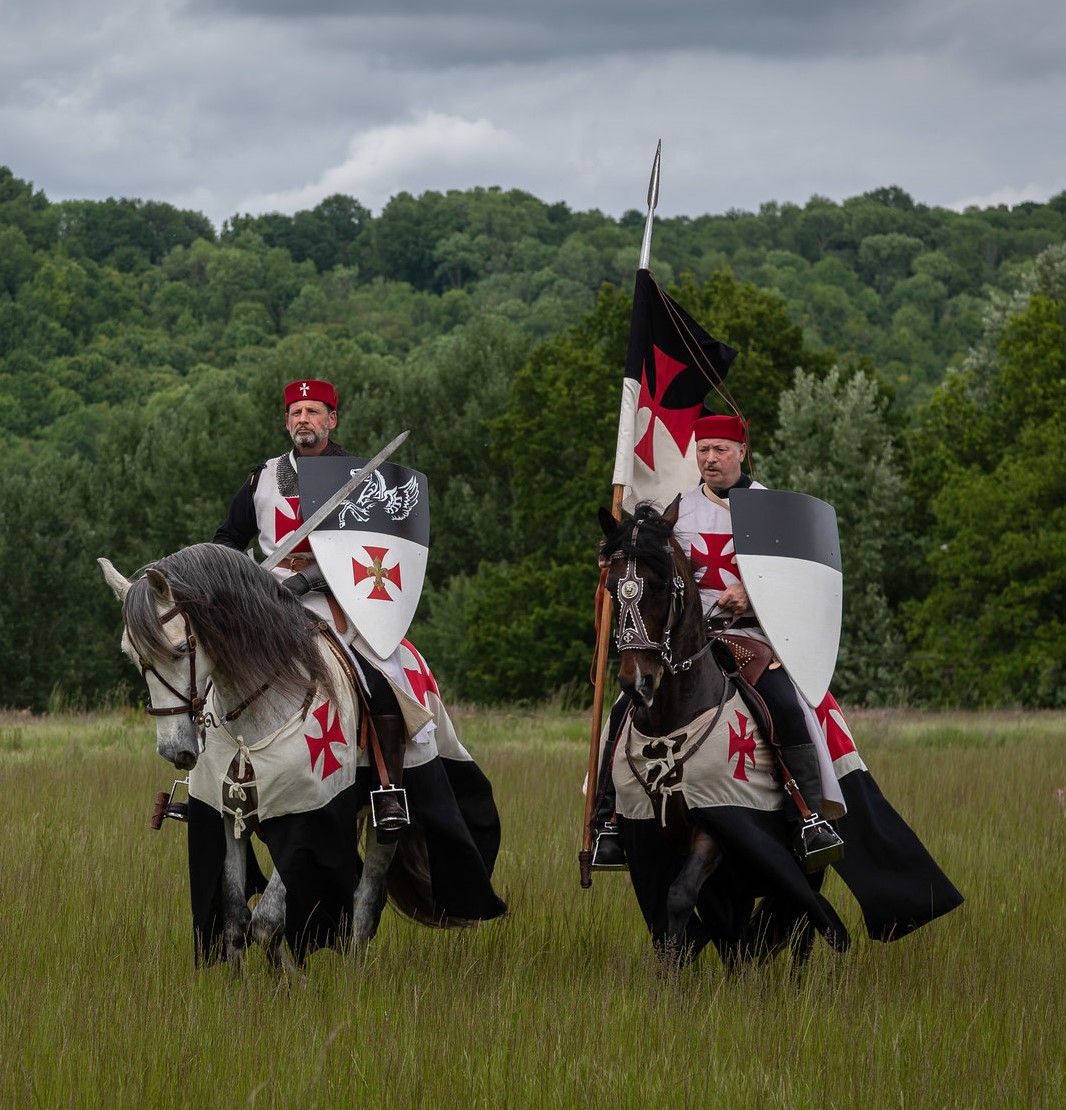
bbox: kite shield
[729,487,842,707]
[298,456,430,659]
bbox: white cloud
[234,113,524,217]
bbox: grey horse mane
[123,543,335,702]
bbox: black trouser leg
[753,665,811,750]
[352,651,410,839]
[594,694,632,827]
[754,666,843,869]
[590,695,631,869]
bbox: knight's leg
[351,656,411,841]
[368,712,410,839]
[591,694,632,870]
[754,667,844,872]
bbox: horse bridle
[130,603,211,743]
[131,601,275,745]
[608,523,714,675]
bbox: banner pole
[581,140,657,883]
[579,482,624,887]
[580,142,660,888]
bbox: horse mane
[601,501,692,587]
[123,543,335,701]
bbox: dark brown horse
[598,499,849,969]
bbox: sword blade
[261,429,410,571]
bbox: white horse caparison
[100,545,395,976]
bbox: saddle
[711,633,775,687]
[709,635,775,747]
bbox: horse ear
[662,493,682,528]
[145,568,175,605]
[598,507,618,537]
[98,557,130,602]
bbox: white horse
[100,544,398,977]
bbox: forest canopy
[2,165,1065,710]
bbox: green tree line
[1,166,1064,710]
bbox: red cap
[284,379,338,410]
[693,414,747,443]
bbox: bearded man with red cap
[206,378,506,941]
[214,381,502,845]
[214,379,417,837]
[592,412,844,871]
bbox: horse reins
[132,604,209,740]
[131,602,275,746]
[623,679,732,818]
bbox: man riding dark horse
[594,413,845,871]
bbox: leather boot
[590,733,627,871]
[782,745,844,873]
[591,823,627,870]
[369,714,409,842]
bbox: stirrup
[795,815,844,874]
[591,827,627,871]
[370,786,410,832]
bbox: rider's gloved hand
[281,566,326,596]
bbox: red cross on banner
[634,346,705,470]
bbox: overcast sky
[3,0,1064,230]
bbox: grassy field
[1,706,1063,1109]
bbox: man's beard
[290,426,326,451]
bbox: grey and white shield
[298,456,430,659]
[729,488,842,707]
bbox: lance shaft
[579,482,624,887]
[581,141,661,887]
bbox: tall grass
[1,707,1063,1108]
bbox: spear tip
[647,140,662,210]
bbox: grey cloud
[185,1,913,65]
[3,0,1063,227]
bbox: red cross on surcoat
[305,701,347,779]
[274,496,312,552]
[401,638,439,706]
[816,692,856,760]
[689,532,738,592]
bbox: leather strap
[316,624,393,788]
[711,646,815,820]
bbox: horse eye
[173,642,191,657]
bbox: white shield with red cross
[299,456,430,659]
[729,487,843,707]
